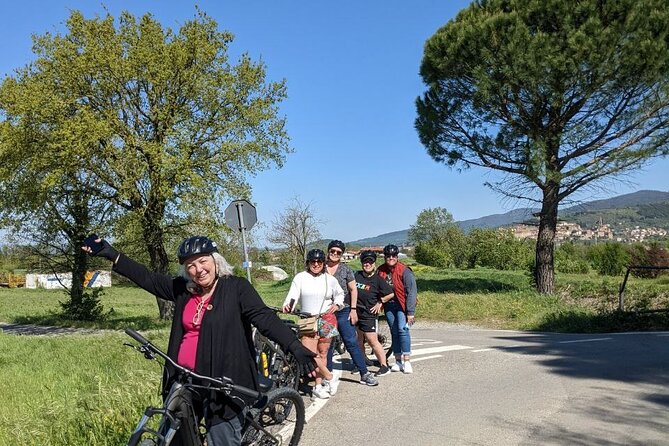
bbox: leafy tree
[409,207,469,268]
[408,207,456,244]
[268,197,322,275]
[416,0,669,293]
[0,10,290,318]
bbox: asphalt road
[300,323,669,446]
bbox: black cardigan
[114,254,297,420]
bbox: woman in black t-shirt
[354,250,394,377]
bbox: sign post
[224,199,257,282]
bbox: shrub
[629,243,669,278]
[60,288,108,321]
[468,228,533,270]
[555,242,590,274]
[589,242,630,276]
[414,242,451,267]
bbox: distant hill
[346,229,409,248]
[345,190,669,246]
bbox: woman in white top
[283,249,344,399]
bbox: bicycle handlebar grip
[232,384,262,400]
[125,328,149,345]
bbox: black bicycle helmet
[383,244,400,257]
[177,236,218,264]
[327,239,346,252]
[360,250,377,263]
[306,248,326,263]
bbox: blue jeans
[385,300,411,357]
[207,411,244,446]
[326,306,369,376]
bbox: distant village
[508,221,668,243]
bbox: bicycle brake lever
[138,345,156,360]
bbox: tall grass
[0,331,168,445]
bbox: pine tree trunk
[535,184,559,294]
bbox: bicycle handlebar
[124,328,261,399]
[266,305,325,319]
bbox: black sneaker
[375,365,391,377]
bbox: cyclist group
[282,240,418,399]
[83,235,416,445]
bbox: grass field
[0,266,668,445]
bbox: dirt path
[0,322,105,336]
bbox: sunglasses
[385,254,398,258]
[309,259,324,264]
[362,259,375,264]
[329,249,343,256]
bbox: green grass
[0,330,168,445]
[0,286,170,330]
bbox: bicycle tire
[241,387,305,446]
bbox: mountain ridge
[345,190,669,246]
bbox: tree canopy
[416,0,669,293]
[0,9,290,318]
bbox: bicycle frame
[124,328,303,446]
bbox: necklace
[192,295,213,327]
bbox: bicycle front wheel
[241,387,305,446]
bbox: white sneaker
[402,361,413,374]
[324,376,340,395]
[312,384,330,399]
[390,362,403,372]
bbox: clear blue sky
[2,1,668,246]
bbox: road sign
[224,199,257,282]
[224,199,257,231]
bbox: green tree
[0,10,290,318]
[416,0,669,293]
[409,207,468,268]
[408,207,456,244]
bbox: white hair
[180,252,235,294]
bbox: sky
[1,1,668,246]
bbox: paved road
[301,323,669,446]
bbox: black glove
[83,234,119,262]
[287,339,317,377]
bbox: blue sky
[2,1,668,246]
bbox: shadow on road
[494,387,669,445]
[491,332,669,387]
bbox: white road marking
[558,337,612,344]
[471,348,494,352]
[411,344,472,355]
[411,354,443,362]
[304,366,342,421]
[411,340,443,347]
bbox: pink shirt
[177,294,211,370]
